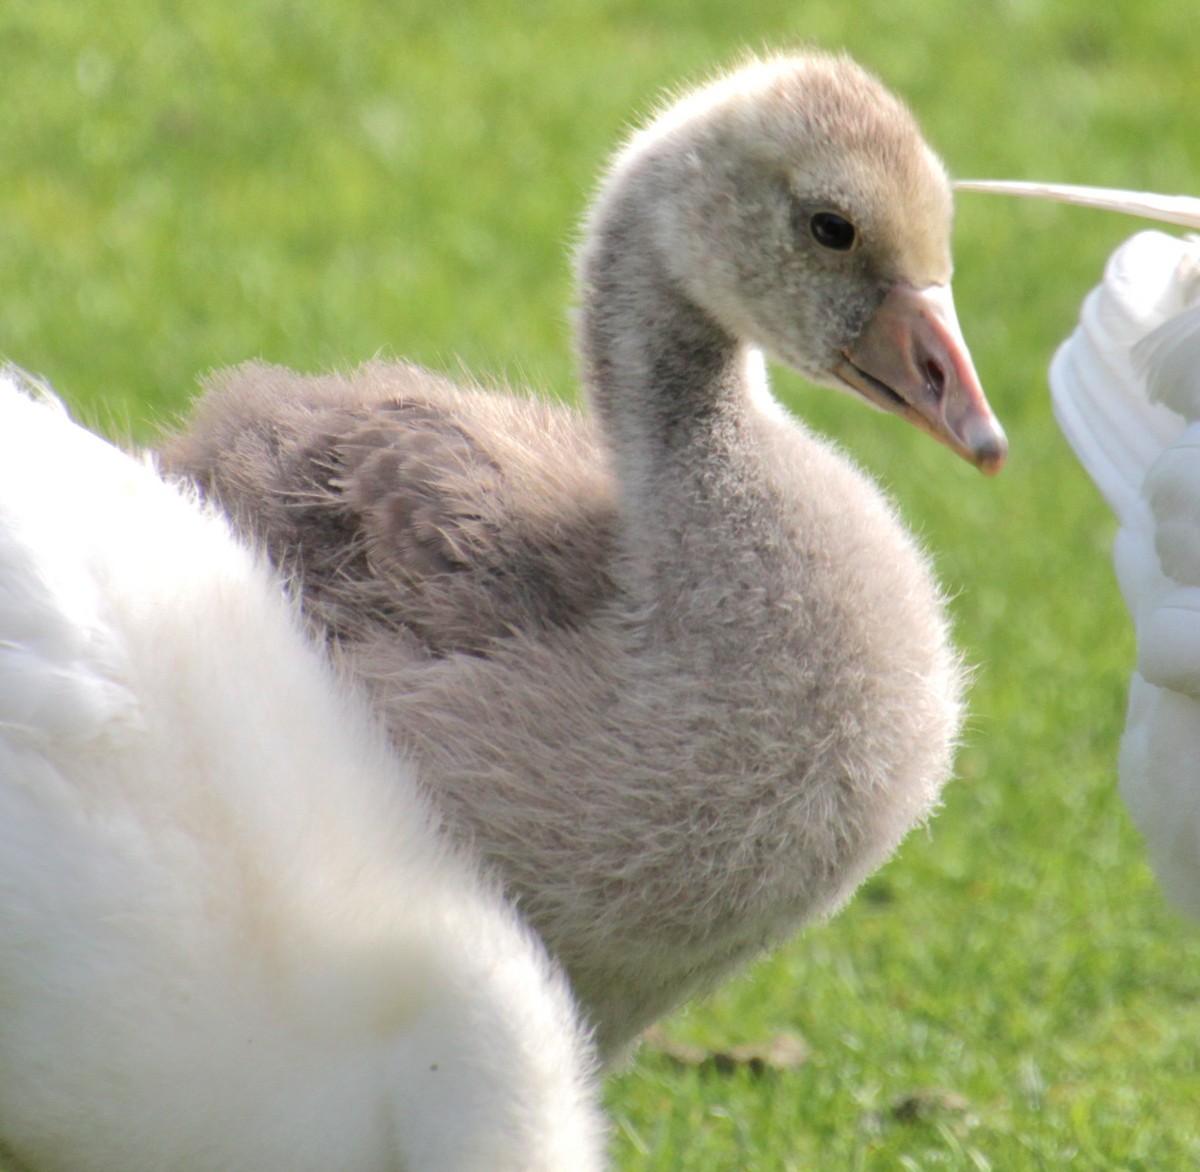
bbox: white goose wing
[1059,235,1200,918]
[973,179,1200,918]
[0,370,603,1171]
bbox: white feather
[0,370,604,1171]
[955,179,1200,231]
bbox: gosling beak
[834,282,1007,475]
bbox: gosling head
[601,52,1007,474]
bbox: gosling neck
[575,187,756,487]
[574,184,796,645]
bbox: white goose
[961,179,1200,917]
[0,371,604,1170]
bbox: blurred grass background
[3,0,1199,1166]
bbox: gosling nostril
[922,355,946,399]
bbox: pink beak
[833,283,1007,475]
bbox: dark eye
[809,212,857,252]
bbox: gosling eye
[809,211,858,252]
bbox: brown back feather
[159,361,618,657]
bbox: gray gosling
[162,53,1006,1058]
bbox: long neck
[576,181,787,632]
[580,181,748,441]
[578,176,766,481]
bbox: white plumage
[1052,228,1200,918]
[0,371,604,1170]
[961,179,1200,917]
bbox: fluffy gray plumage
[160,53,1003,1058]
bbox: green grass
[4,0,1200,1166]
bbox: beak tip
[976,446,1007,476]
[967,426,1008,476]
